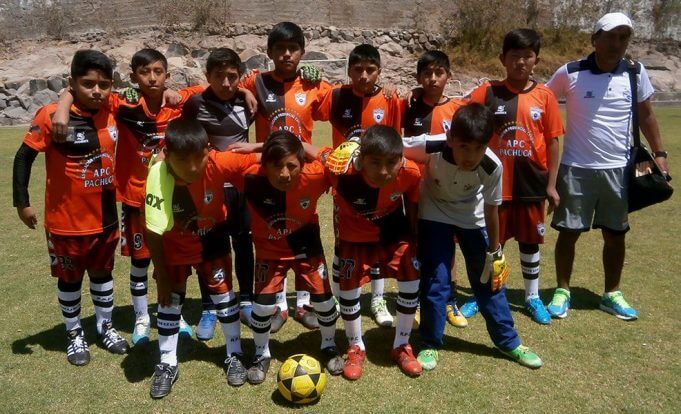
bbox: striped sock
[520,248,541,301]
[251,302,275,359]
[312,297,338,349]
[129,258,149,318]
[90,275,114,334]
[394,280,419,348]
[157,293,184,366]
[212,291,242,356]
[339,287,364,350]
[57,279,82,332]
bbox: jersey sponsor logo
[413,118,423,127]
[108,126,118,141]
[494,105,507,115]
[203,189,213,205]
[81,153,115,188]
[373,108,385,123]
[295,92,306,106]
[529,107,543,121]
[266,92,277,103]
[584,91,595,99]
[73,130,88,144]
[300,197,311,209]
[146,194,164,209]
[442,120,451,132]
[342,108,353,119]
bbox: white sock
[275,278,288,313]
[371,271,384,300]
[251,302,275,358]
[296,290,311,308]
[312,298,338,349]
[211,291,242,356]
[90,277,114,334]
[520,251,541,300]
[394,280,419,348]
[57,281,82,332]
[339,287,364,350]
[129,260,149,318]
[157,300,182,366]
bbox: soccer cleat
[342,345,366,381]
[599,291,638,320]
[178,315,193,339]
[270,306,288,334]
[294,305,319,330]
[391,344,422,377]
[416,348,439,371]
[525,297,552,325]
[98,320,129,354]
[149,363,179,399]
[370,297,393,328]
[66,328,90,366]
[446,304,468,328]
[321,346,344,376]
[547,288,570,319]
[131,314,151,346]
[412,306,421,330]
[246,355,271,385]
[460,299,479,319]
[196,310,217,341]
[498,344,543,369]
[224,353,248,386]
[239,303,253,327]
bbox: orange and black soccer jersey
[316,85,402,148]
[324,154,421,244]
[23,103,118,236]
[231,160,330,261]
[402,96,465,137]
[469,80,564,202]
[240,71,331,143]
[160,152,257,266]
[113,86,204,207]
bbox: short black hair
[206,47,243,75]
[267,22,305,51]
[348,44,381,68]
[502,28,541,56]
[70,49,113,79]
[448,103,494,145]
[261,130,304,166]
[360,125,403,160]
[165,118,209,154]
[131,48,167,72]
[416,50,450,75]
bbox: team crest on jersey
[342,108,353,119]
[212,267,225,283]
[108,126,118,141]
[537,223,546,236]
[266,92,277,103]
[390,192,401,202]
[203,190,213,204]
[442,120,451,132]
[295,92,306,106]
[74,130,88,144]
[299,197,311,209]
[495,105,507,115]
[529,107,543,121]
[413,118,423,127]
[373,108,385,123]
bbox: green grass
[1,108,681,413]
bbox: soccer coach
[544,12,669,321]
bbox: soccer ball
[277,354,327,404]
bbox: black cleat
[224,353,247,386]
[321,346,344,375]
[97,320,129,354]
[66,328,90,366]
[247,355,271,384]
[150,363,179,399]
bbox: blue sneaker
[525,297,551,325]
[178,315,193,339]
[460,299,479,319]
[600,291,638,320]
[547,288,570,319]
[196,310,217,341]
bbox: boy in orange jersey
[322,125,423,380]
[52,48,204,345]
[462,29,564,325]
[316,43,402,328]
[13,50,129,366]
[402,50,467,328]
[145,119,259,398]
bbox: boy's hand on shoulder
[382,82,399,98]
[325,138,360,174]
[238,87,258,114]
[51,106,71,143]
[162,88,182,107]
[17,206,38,229]
[481,245,510,292]
[226,142,261,154]
[300,64,322,84]
[119,87,140,104]
[405,87,424,108]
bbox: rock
[419,34,428,44]
[16,94,32,109]
[4,106,29,120]
[29,79,48,95]
[362,30,373,38]
[47,76,67,93]
[113,71,132,89]
[239,49,261,63]
[166,42,189,58]
[9,99,21,108]
[0,99,7,110]
[5,80,26,91]
[302,51,329,61]
[244,54,270,71]
[400,40,409,47]
[191,49,210,60]
[379,42,403,57]
[310,30,320,40]
[31,89,59,107]
[166,56,185,69]
[341,31,355,42]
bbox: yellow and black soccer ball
[277,354,327,404]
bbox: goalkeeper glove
[300,64,322,84]
[119,87,141,104]
[325,137,360,174]
[480,245,510,292]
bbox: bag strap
[626,59,641,147]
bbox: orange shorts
[333,240,419,291]
[46,226,119,283]
[499,201,546,244]
[254,256,331,305]
[160,255,233,295]
[120,204,150,260]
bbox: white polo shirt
[403,134,503,229]
[547,53,654,169]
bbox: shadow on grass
[270,388,322,408]
[456,286,602,313]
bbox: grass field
[1,109,680,413]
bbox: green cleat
[416,348,439,371]
[499,345,542,369]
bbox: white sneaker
[131,314,151,346]
[371,297,393,327]
[178,315,194,339]
[196,310,217,341]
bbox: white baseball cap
[593,12,633,33]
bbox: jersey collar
[586,52,628,75]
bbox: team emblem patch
[266,92,277,103]
[529,107,543,121]
[212,267,225,283]
[108,126,118,141]
[390,192,401,201]
[537,223,546,236]
[442,120,451,132]
[318,263,328,279]
[300,197,311,209]
[203,190,213,204]
[373,108,385,123]
[295,92,306,106]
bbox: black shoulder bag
[626,60,673,212]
